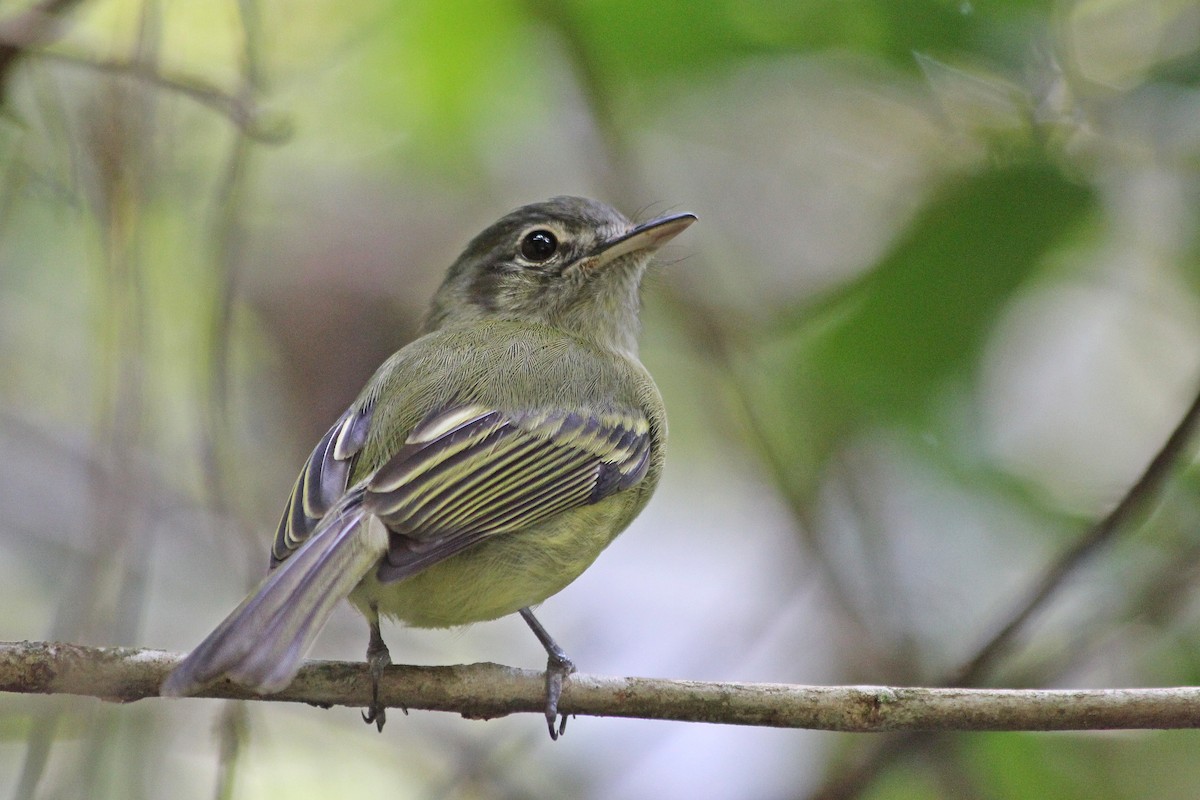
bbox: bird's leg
[361,606,392,732]
[519,607,575,740]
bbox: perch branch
[4,641,1200,733]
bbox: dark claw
[543,649,576,740]
[362,705,385,731]
[363,613,392,732]
[519,607,577,740]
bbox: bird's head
[426,196,695,355]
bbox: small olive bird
[162,196,695,739]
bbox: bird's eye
[519,229,559,262]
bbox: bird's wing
[365,404,652,583]
[271,402,374,566]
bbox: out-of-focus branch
[809,379,1200,799]
[5,641,1200,733]
[0,0,86,101]
[30,48,285,140]
[949,383,1200,687]
[0,9,284,142]
[204,3,266,794]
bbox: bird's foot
[519,606,576,740]
[542,647,576,740]
[362,618,392,732]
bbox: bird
[161,196,695,739]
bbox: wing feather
[413,443,588,532]
[271,401,653,584]
[271,403,374,566]
[377,433,540,526]
[365,404,653,584]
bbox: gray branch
[3,641,1200,732]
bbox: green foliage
[758,163,1093,493]
[805,162,1092,420]
[960,732,1200,800]
[536,0,1053,81]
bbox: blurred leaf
[762,162,1093,488]
[1146,47,1200,87]
[962,734,1102,800]
[331,0,1064,171]
[342,0,538,174]
[533,0,1056,91]
[809,162,1089,415]
[916,52,1035,149]
[962,732,1200,799]
[862,756,955,800]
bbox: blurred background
[2,0,1200,797]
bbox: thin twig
[808,380,1200,799]
[204,3,264,792]
[198,0,265,578]
[5,641,1200,733]
[0,0,87,101]
[950,383,1200,687]
[23,48,286,141]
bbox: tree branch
[4,641,1200,733]
[0,0,86,102]
[948,382,1200,687]
[808,380,1200,798]
[29,48,285,140]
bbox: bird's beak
[589,212,697,270]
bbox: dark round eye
[519,229,559,262]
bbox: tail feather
[162,496,388,697]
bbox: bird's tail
[162,493,388,697]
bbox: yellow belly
[348,494,634,628]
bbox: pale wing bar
[365,405,652,584]
[272,402,374,566]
